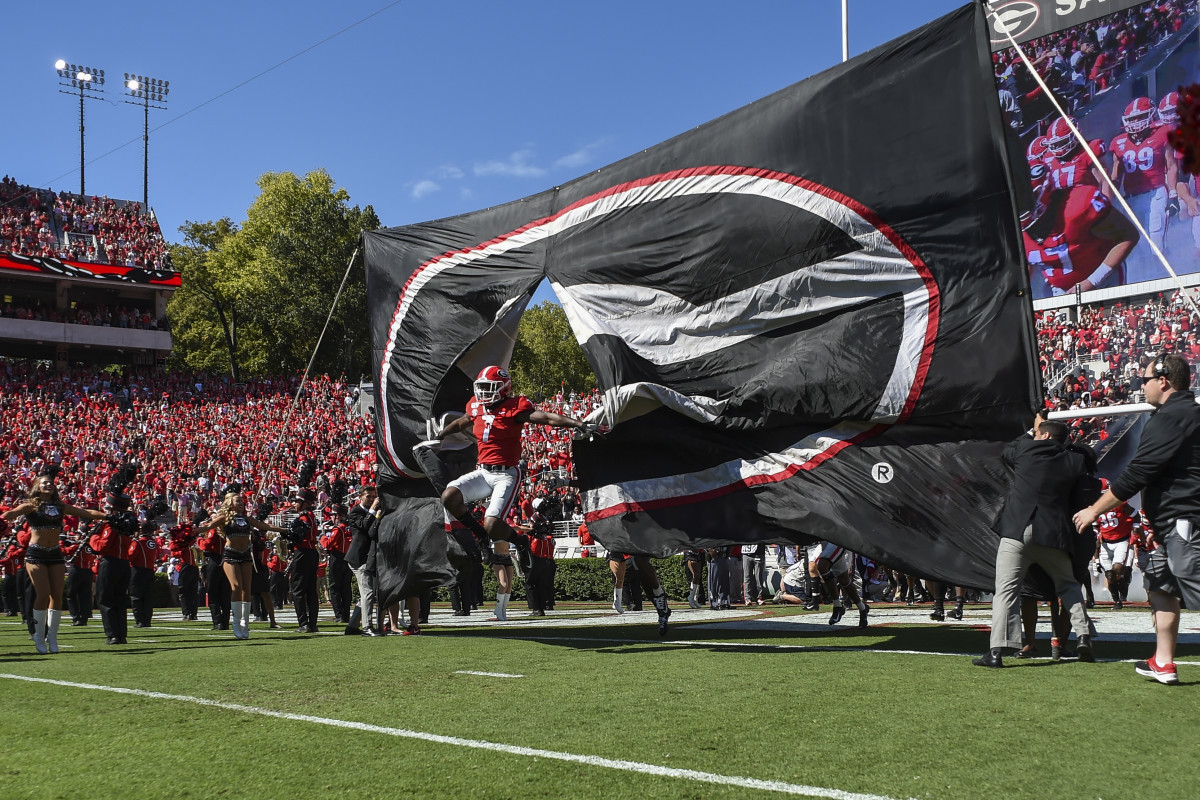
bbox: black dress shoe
[1077,635,1095,663]
[72,620,87,627]
[344,626,363,636]
[104,637,122,645]
[972,649,1004,668]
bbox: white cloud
[433,165,464,180]
[554,138,610,171]
[411,180,441,199]
[473,149,546,178]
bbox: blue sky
[4,0,967,281]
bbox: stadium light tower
[123,73,169,207]
[55,60,106,196]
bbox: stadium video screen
[990,0,1200,299]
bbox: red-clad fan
[1091,478,1138,610]
[1042,116,1108,193]
[1024,180,1139,295]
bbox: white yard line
[0,673,911,800]
[454,670,525,678]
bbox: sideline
[0,672,910,800]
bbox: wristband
[1086,264,1113,285]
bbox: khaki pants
[989,526,1091,651]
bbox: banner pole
[841,0,849,63]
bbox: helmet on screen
[1027,135,1050,163]
[1158,91,1180,126]
[1045,117,1080,159]
[1122,97,1157,135]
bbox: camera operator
[284,488,321,633]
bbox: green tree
[167,169,380,379]
[166,218,245,379]
[508,300,596,399]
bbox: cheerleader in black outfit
[203,486,287,639]
[2,469,106,653]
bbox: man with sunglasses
[1075,353,1200,685]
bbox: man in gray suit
[974,415,1096,668]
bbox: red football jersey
[1025,186,1123,293]
[466,395,534,467]
[1109,126,1171,196]
[1096,503,1137,542]
[1045,140,1105,191]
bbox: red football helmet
[1159,91,1180,126]
[1027,135,1050,164]
[1122,97,1157,135]
[474,366,511,405]
[1046,117,1080,159]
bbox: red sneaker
[401,625,421,636]
[1134,656,1179,685]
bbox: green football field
[1,603,1196,800]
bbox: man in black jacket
[345,484,383,637]
[1075,353,1200,685]
[974,415,1096,668]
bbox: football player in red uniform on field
[1091,478,1138,610]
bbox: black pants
[96,556,131,642]
[270,572,288,608]
[326,553,352,622]
[178,563,199,619]
[130,565,155,626]
[17,569,33,632]
[2,572,19,614]
[527,556,556,612]
[67,565,93,622]
[203,556,230,627]
[288,549,319,629]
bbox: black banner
[365,3,1038,589]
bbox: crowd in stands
[0,364,370,522]
[0,175,172,271]
[994,0,1192,132]
[1036,288,1200,444]
[0,177,56,259]
[0,301,166,331]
